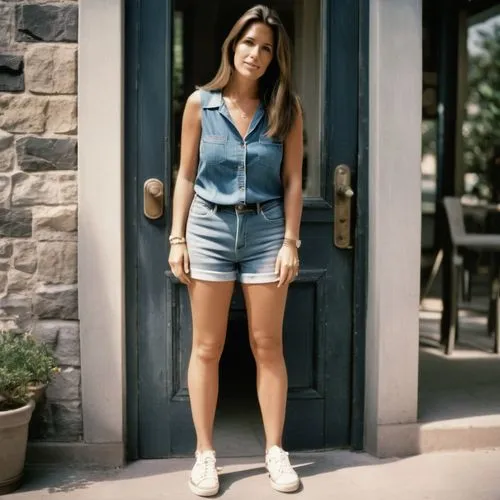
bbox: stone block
[16,4,78,43]
[0,240,12,258]
[17,136,77,172]
[0,149,14,172]
[0,149,14,173]
[33,206,77,241]
[46,98,77,134]
[0,271,6,296]
[33,283,78,320]
[0,130,13,152]
[30,399,83,441]
[0,175,11,207]
[12,172,77,206]
[0,95,47,133]
[0,207,32,237]
[46,367,80,400]
[37,241,77,284]
[28,399,50,440]
[8,268,35,292]
[59,173,78,204]
[0,294,32,329]
[33,320,59,348]
[0,55,24,92]
[25,46,77,94]
[54,324,80,366]
[33,320,80,366]
[0,318,19,332]
[13,240,37,273]
[0,4,14,47]
[49,401,82,440]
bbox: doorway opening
[172,0,323,456]
[216,285,262,456]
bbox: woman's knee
[250,333,283,363]
[192,337,224,363]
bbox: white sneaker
[189,450,219,497]
[265,445,300,493]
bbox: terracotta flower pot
[0,400,35,495]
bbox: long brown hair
[201,5,298,140]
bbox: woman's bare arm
[282,100,304,242]
[170,90,202,238]
[274,99,303,287]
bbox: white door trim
[78,0,126,463]
[365,0,422,457]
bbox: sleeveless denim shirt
[194,89,284,205]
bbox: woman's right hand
[168,243,191,285]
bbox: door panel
[132,0,171,458]
[128,0,360,457]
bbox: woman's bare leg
[242,283,289,450]
[188,279,235,452]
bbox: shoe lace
[271,449,294,475]
[199,454,217,478]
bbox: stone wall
[0,1,81,441]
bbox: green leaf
[0,331,58,410]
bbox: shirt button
[239,187,244,191]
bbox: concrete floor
[6,260,500,498]
[9,305,498,500]
[6,449,500,500]
[418,267,500,451]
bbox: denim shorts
[186,195,285,283]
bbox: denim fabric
[186,195,285,283]
[194,89,284,205]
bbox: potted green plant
[0,331,59,495]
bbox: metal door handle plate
[144,178,164,219]
[334,165,354,249]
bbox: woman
[168,4,303,497]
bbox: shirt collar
[202,90,223,109]
[204,89,266,138]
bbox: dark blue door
[126,0,364,458]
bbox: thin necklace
[227,97,252,120]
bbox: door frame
[76,0,421,465]
[123,0,369,459]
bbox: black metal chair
[442,197,500,355]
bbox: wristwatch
[284,238,301,249]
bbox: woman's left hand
[275,244,299,287]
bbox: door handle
[333,165,354,249]
[143,178,164,220]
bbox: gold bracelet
[169,236,186,244]
[170,240,186,246]
[283,238,301,249]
